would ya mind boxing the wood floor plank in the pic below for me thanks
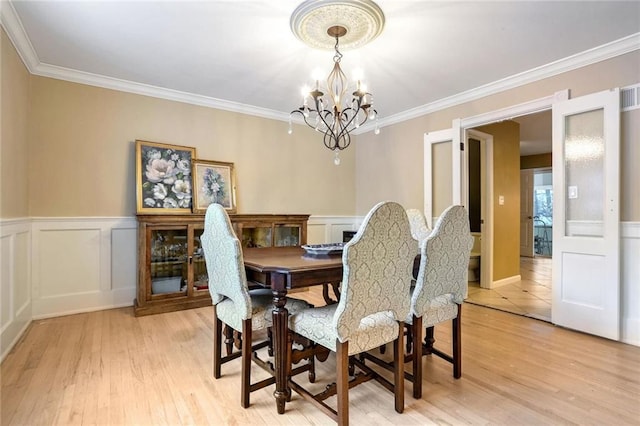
[2,290,639,425]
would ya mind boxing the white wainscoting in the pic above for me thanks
[621,222,640,346]
[307,215,359,244]
[1,218,32,361]
[1,217,638,362]
[29,217,138,320]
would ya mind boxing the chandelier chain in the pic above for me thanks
[333,36,343,64]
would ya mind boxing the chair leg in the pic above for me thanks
[213,308,222,379]
[394,322,405,413]
[267,327,274,356]
[412,316,423,399]
[224,324,234,356]
[424,326,435,355]
[336,340,349,426]
[241,319,252,408]
[453,305,462,379]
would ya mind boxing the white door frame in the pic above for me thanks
[425,91,569,287]
[520,168,535,257]
[455,91,568,288]
[466,129,494,288]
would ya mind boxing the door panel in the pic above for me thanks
[551,88,620,340]
[423,122,461,228]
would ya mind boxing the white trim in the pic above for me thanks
[307,215,360,244]
[378,34,639,129]
[0,219,32,362]
[30,217,138,318]
[461,90,569,129]
[2,2,637,126]
[623,222,640,239]
[466,129,494,290]
[30,216,137,227]
[0,1,39,71]
[35,63,291,123]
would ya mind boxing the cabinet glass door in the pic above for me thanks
[274,224,301,246]
[242,226,272,248]
[150,228,188,295]
[193,227,208,292]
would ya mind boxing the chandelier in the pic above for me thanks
[288,0,385,165]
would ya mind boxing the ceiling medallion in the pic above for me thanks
[290,0,385,50]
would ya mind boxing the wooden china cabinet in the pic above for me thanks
[134,213,309,316]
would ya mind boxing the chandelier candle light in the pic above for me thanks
[288,0,385,165]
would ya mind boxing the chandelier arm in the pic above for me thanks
[320,109,341,149]
[324,127,350,150]
[291,108,320,128]
[333,110,352,150]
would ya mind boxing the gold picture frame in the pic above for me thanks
[192,159,237,214]
[135,140,196,214]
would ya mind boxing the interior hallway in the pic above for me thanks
[465,257,552,322]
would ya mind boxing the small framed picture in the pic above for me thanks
[135,140,196,214]
[192,159,237,214]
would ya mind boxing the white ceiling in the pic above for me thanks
[3,1,640,155]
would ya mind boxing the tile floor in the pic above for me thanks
[465,256,552,322]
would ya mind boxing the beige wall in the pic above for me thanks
[1,29,30,218]
[355,51,640,222]
[476,121,521,281]
[521,153,552,170]
[26,77,356,217]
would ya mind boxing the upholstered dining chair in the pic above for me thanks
[407,205,473,398]
[201,203,312,408]
[406,208,431,243]
[287,201,419,425]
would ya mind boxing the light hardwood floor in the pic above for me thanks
[2,287,639,425]
[466,257,552,321]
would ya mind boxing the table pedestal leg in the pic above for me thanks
[272,288,289,414]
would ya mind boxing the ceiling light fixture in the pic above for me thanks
[288,0,385,165]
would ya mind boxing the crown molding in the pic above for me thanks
[374,32,640,130]
[2,3,638,128]
[33,62,290,122]
[0,1,39,70]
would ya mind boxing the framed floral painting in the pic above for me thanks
[136,140,196,214]
[192,159,236,214]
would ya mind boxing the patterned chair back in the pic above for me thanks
[411,205,473,317]
[334,201,419,342]
[406,209,431,242]
[201,203,252,320]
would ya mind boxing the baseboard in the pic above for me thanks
[622,317,640,347]
[489,274,522,289]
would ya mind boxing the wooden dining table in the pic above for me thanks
[242,246,344,414]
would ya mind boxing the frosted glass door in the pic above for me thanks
[564,109,604,237]
[552,89,620,340]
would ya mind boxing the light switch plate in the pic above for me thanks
[498,195,505,205]
[568,186,578,199]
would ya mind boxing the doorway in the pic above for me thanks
[533,168,553,257]
[465,114,553,321]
